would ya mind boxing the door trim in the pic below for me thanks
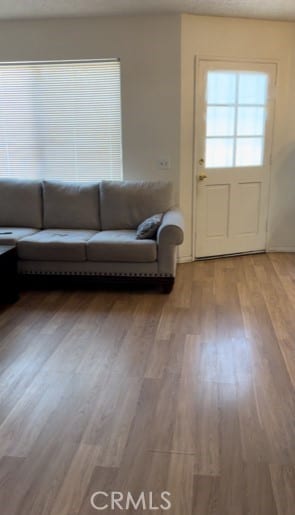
[192,55,278,259]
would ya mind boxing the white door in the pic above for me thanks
[195,60,276,258]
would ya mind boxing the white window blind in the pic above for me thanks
[0,59,123,182]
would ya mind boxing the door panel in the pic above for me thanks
[195,60,276,258]
[206,185,230,237]
[235,182,261,235]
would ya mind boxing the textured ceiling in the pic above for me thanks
[0,0,294,22]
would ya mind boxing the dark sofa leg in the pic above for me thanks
[161,278,174,294]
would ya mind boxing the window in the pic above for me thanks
[205,71,268,168]
[0,59,123,181]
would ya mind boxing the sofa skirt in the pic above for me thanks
[18,260,173,278]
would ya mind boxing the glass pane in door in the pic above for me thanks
[206,106,235,136]
[205,138,234,167]
[237,107,265,136]
[235,137,264,166]
[207,71,236,104]
[238,73,268,104]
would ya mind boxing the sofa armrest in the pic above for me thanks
[157,208,184,247]
[157,208,184,277]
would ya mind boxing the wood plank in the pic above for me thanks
[237,380,271,464]
[270,465,295,515]
[193,465,278,515]
[172,376,220,475]
[155,303,179,340]
[82,373,142,467]
[0,371,71,458]
[0,332,66,425]
[49,443,100,515]
[217,382,246,513]
[244,464,277,515]
[148,372,180,452]
[78,465,118,515]
[192,475,220,515]
[253,256,295,386]
[144,338,171,378]
[165,453,194,515]
[0,456,24,489]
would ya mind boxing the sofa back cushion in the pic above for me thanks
[0,179,42,228]
[43,181,100,230]
[100,181,173,230]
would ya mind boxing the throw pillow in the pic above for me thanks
[136,213,163,240]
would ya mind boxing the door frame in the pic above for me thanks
[192,55,278,259]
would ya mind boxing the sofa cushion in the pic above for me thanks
[87,230,157,263]
[0,179,42,228]
[0,227,39,245]
[18,229,96,262]
[43,181,100,230]
[100,181,173,230]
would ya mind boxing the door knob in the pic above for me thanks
[199,158,205,165]
[199,172,208,181]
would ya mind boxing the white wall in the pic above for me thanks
[180,14,295,259]
[0,15,181,195]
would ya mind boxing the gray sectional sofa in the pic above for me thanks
[0,179,184,292]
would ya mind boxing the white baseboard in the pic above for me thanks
[178,256,194,263]
[267,246,295,253]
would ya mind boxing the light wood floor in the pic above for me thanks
[0,253,294,515]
